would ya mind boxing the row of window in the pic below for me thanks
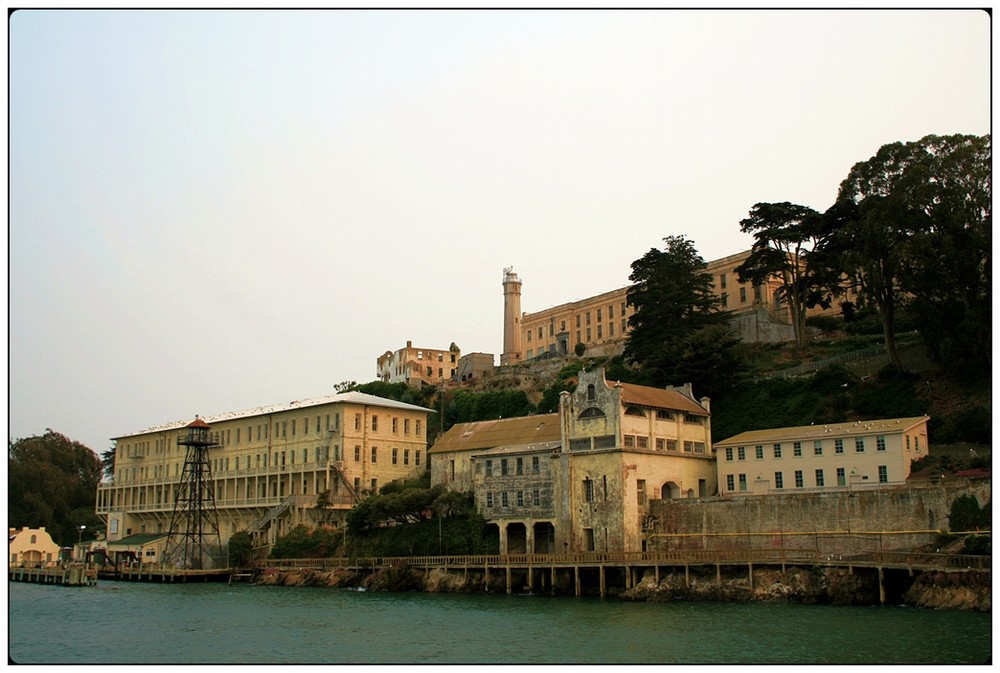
[623,435,707,453]
[484,489,543,509]
[483,456,541,476]
[724,436,888,462]
[115,444,423,483]
[360,446,422,467]
[725,465,889,491]
[121,411,426,458]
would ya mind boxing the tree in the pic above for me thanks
[735,202,826,350]
[827,134,990,372]
[624,235,730,385]
[228,531,255,567]
[893,134,991,381]
[8,430,103,545]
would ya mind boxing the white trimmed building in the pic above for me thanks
[714,416,930,496]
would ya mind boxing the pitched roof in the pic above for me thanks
[715,416,930,447]
[616,382,709,415]
[429,414,561,454]
[113,391,433,440]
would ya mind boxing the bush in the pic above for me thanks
[962,535,991,556]
[948,494,989,533]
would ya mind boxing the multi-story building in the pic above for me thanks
[455,352,496,383]
[511,250,856,361]
[430,368,717,554]
[96,391,433,551]
[377,341,460,386]
[713,416,930,496]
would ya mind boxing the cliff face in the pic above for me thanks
[253,564,990,611]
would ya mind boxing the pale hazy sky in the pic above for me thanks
[8,8,991,455]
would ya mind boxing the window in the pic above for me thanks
[415,450,421,466]
[738,474,747,491]
[855,438,865,453]
[793,442,802,457]
[404,419,410,435]
[684,441,694,453]
[485,460,492,476]
[725,447,734,461]
[516,457,523,475]
[501,459,508,475]
[719,273,727,289]
[665,439,678,452]
[533,488,540,505]
[392,448,398,465]
[636,436,649,449]
[392,418,398,434]
[637,479,647,506]
[737,446,745,461]
[486,492,494,508]
[370,478,378,493]
[773,443,782,459]
[415,421,422,436]
[404,449,410,465]
[516,491,524,507]
[726,474,735,491]
[625,406,646,417]
[835,439,844,454]
[291,420,296,436]
[878,465,888,483]
[532,456,540,474]
[570,438,592,451]
[624,435,635,448]
[740,287,747,303]
[371,447,377,463]
[794,470,804,488]
[774,472,784,489]
[814,440,823,456]
[584,478,594,502]
[815,469,825,487]
[655,410,673,420]
[501,492,509,508]
[755,445,764,460]
[876,435,886,452]
[355,414,361,431]
[371,415,378,432]
[836,467,846,486]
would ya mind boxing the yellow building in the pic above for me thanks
[513,250,854,361]
[9,527,62,567]
[96,391,433,552]
[714,416,930,496]
[430,368,717,553]
[377,341,460,386]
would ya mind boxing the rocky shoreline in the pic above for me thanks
[253,564,990,612]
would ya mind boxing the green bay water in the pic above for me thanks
[7,581,990,664]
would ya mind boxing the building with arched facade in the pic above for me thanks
[9,527,62,567]
[429,368,717,553]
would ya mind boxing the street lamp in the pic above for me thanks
[78,525,86,544]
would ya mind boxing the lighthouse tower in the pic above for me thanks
[500,267,523,366]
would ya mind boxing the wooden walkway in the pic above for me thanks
[9,564,98,586]
[261,548,990,600]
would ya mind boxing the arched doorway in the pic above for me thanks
[661,481,681,499]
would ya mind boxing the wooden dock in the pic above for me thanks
[97,566,233,583]
[9,564,97,586]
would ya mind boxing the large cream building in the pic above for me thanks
[513,250,853,361]
[713,416,930,496]
[96,392,433,551]
[430,368,717,553]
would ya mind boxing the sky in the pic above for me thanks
[8,8,991,456]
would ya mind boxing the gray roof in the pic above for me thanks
[113,391,434,440]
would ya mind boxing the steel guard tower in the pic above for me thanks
[164,417,224,569]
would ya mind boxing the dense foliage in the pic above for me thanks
[828,134,991,380]
[624,235,740,398]
[8,430,104,545]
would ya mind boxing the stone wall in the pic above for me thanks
[647,477,990,555]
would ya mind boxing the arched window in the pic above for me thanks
[578,407,606,419]
[624,406,647,417]
[30,535,37,544]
